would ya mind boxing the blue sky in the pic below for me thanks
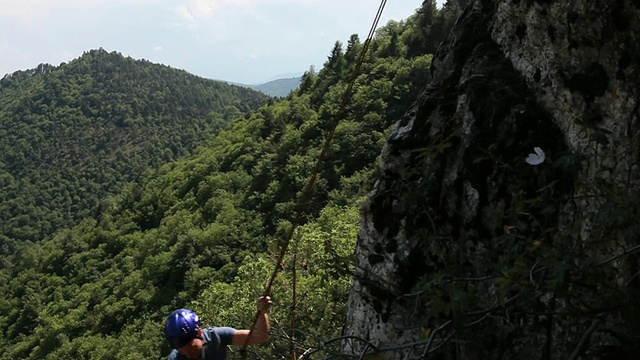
[0,0,441,85]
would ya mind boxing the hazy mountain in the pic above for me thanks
[225,76,302,97]
[247,76,302,97]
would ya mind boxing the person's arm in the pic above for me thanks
[231,295,272,345]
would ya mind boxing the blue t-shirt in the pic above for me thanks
[168,326,236,360]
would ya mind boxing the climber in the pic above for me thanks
[164,295,272,360]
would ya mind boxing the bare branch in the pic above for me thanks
[597,244,640,266]
[567,319,602,360]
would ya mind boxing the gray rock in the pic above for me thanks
[344,0,640,359]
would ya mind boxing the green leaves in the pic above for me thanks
[196,204,360,359]
[0,50,272,243]
[0,8,443,359]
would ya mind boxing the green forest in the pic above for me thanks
[0,1,468,359]
[0,49,272,243]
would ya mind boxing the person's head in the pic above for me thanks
[164,309,204,358]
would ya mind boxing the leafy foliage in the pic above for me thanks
[0,49,272,242]
[0,3,465,359]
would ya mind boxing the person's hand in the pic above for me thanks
[256,295,272,313]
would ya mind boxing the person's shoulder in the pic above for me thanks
[203,326,236,335]
[203,326,236,345]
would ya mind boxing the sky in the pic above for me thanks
[0,0,440,85]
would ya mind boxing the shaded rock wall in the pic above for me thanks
[344,0,640,359]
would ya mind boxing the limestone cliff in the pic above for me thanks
[344,0,640,359]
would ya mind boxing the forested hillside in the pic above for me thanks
[0,1,467,359]
[0,49,271,243]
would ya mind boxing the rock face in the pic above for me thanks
[344,0,640,359]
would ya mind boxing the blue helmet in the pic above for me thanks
[164,309,202,349]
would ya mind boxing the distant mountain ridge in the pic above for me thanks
[225,76,302,97]
[247,76,302,97]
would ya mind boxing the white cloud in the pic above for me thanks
[173,0,258,22]
[0,1,46,19]
[175,5,196,21]
[174,0,218,21]
[187,0,216,17]
[0,0,155,19]
[0,0,424,83]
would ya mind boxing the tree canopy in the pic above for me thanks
[0,48,272,242]
[0,3,466,359]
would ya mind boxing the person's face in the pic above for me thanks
[177,329,204,359]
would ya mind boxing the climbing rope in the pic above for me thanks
[242,0,389,358]
[289,229,301,360]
